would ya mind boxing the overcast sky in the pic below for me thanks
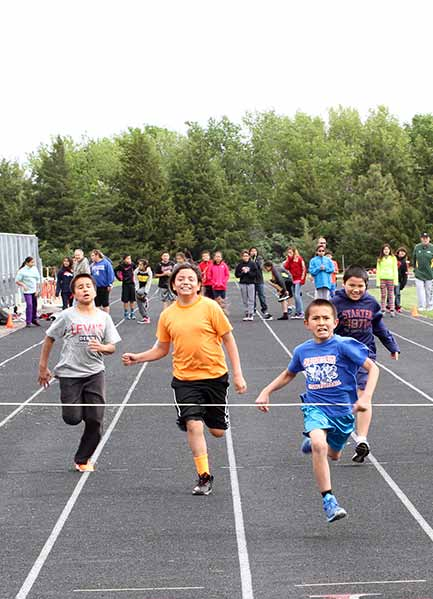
[2,0,432,162]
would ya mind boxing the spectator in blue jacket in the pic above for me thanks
[55,257,74,309]
[308,245,335,300]
[90,249,115,313]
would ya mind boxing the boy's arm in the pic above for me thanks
[255,369,296,413]
[38,336,55,388]
[87,339,117,355]
[122,340,170,365]
[372,308,400,357]
[353,358,379,413]
[222,331,247,393]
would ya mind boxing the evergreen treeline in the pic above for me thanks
[1,106,433,267]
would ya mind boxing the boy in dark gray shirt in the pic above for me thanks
[38,273,121,472]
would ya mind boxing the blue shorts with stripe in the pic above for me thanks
[301,404,355,452]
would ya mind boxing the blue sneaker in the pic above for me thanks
[322,493,347,523]
[301,437,312,454]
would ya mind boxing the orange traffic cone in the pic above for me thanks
[411,305,419,318]
[5,312,14,329]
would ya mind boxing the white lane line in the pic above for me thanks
[15,362,148,599]
[389,331,433,353]
[0,340,44,368]
[296,578,426,587]
[73,587,204,593]
[0,383,57,429]
[225,427,254,599]
[398,311,433,327]
[376,361,433,404]
[258,317,433,544]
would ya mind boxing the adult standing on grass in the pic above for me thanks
[15,256,42,327]
[90,249,115,313]
[412,233,433,311]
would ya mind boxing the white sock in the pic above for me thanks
[356,435,367,445]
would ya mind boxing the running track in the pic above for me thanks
[1,283,433,599]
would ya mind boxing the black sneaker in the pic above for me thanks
[352,441,370,463]
[262,313,273,320]
[278,294,290,302]
[192,473,214,495]
[277,313,288,320]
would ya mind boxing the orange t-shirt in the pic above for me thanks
[156,295,233,380]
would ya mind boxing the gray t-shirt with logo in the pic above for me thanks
[46,307,121,378]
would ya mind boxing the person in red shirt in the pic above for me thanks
[283,246,307,318]
[198,250,214,299]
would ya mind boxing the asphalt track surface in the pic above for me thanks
[1,284,433,599]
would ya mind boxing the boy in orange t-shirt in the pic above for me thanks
[122,263,247,496]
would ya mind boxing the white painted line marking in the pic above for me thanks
[15,362,148,599]
[390,331,433,353]
[309,594,381,598]
[296,578,426,587]
[259,317,433,544]
[398,311,433,327]
[225,427,254,599]
[0,340,44,368]
[73,587,204,593]
[376,361,433,404]
[0,383,57,429]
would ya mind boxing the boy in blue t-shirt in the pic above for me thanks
[256,299,379,523]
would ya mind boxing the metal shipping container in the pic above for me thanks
[0,233,42,308]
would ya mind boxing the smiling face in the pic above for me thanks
[172,267,201,300]
[72,276,96,305]
[304,304,338,342]
[343,276,367,301]
[383,245,391,256]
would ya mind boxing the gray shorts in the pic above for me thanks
[159,287,175,303]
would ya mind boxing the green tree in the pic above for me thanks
[0,160,32,233]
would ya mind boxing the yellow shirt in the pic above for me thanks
[157,295,232,380]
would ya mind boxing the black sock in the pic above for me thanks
[321,489,332,497]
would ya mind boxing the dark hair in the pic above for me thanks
[137,258,148,268]
[378,243,393,260]
[122,254,131,261]
[396,246,408,256]
[316,245,326,253]
[249,247,258,253]
[169,262,202,294]
[62,256,73,270]
[176,252,186,260]
[263,260,273,268]
[20,256,34,268]
[71,273,97,293]
[343,264,369,285]
[304,299,337,320]
[91,249,104,260]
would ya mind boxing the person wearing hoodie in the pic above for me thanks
[234,250,259,321]
[308,245,335,300]
[249,247,272,320]
[56,257,74,309]
[134,258,153,324]
[394,247,408,312]
[332,264,400,464]
[90,249,115,313]
[114,254,136,320]
[209,251,230,312]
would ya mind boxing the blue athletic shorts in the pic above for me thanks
[301,404,355,452]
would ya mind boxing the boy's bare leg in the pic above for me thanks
[356,388,372,438]
[309,429,342,493]
[186,419,208,456]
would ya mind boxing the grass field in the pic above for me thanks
[366,284,433,318]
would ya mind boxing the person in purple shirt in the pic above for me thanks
[332,264,400,463]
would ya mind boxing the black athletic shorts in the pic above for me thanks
[171,373,230,431]
[95,286,110,307]
[121,283,136,303]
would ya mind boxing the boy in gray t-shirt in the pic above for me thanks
[38,273,121,472]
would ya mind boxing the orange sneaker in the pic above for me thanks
[74,461,95,473]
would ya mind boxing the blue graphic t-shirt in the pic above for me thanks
[288,334,369,417]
